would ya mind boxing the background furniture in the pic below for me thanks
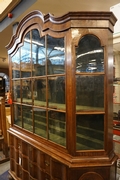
[0,98,9,163]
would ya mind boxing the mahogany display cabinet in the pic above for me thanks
[113,33,120,176]
[6,11,118,180]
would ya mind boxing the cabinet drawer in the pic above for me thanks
[22,156,29,171]
[44,154,50,174]
[10,159,15,172]
[22,169,29,180]
[29,162,39,179]
[39,152,50,173]
[22,141,29,156]
[51,159,66,180]
[10,146,15,159]
[29,145,38,162]
[15,163,22,179]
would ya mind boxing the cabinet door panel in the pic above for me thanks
[15,164,22,178]
[10,159,15,172]
[29,162,39,179]
[22,169,29,180]
[22,156,29,171]
[51,159,66,180]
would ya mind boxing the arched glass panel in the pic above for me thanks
[76,34,104,73]
[76,34,104,151]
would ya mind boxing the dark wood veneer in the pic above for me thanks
[7,10,117,180]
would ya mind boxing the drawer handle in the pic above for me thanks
[29,146,32,151]
[18,143,21,149]
[45,161,49,166]
[29,163,33,168]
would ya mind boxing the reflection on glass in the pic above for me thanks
[22,106,32,131]
[113,83,120,121]
[76,114,104,150]
[48,110,66,146]
[31,29,46,76]
[21,32,31,78]
[76,34,104,73]
[34,108,47,138]
[33,78,46,106]
[12,49,20,78]
[22,79,32,104]
[48,76,65,110]
[12,80,21,102]
[76,75,104,111]
[14,104,22,127]
[47,35,65,75]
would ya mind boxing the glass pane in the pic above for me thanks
[48,110,66,146]
[76,114,104,150]
[12,80,21,102]
[33,108,47,138]
[22,79,32,105]
[22,106,33,132]
[14,104,22,127]
[48,76,65,110]
[113,83,120,121]
[76,34,104,73]
[12,49,20,78]
[21,32,31,78]
[76,75,104,111]
[31,29,46,76]
[33,78,46,107]
[47,35,65,75]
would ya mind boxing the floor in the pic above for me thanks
[0,161,10,175]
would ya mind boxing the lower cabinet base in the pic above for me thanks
[8,162,117,180]
[67,164,117,180]
[9,132,118,180]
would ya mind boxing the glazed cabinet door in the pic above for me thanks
[74,34,104,151]
[11,29,66,148]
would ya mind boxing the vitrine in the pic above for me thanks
[113,32,120,175]
[6,11,118,180]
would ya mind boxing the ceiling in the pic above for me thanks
[0,0,120,68]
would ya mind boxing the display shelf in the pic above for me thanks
[6,11,117,180]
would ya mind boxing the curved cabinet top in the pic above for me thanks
[6,10,117,55]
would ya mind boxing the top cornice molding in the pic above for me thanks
[6,10,117,55]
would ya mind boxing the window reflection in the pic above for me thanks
[33,78,46,107]
[22,105,33,132]
[48,76,65,110]
[76,114,104,150]
[14,104,22,127]
[47,35,65,75]
[34,108,47,138]
[21,34,32,77]
[12,49,20,78]
[22,79,32,104]
[76,34,104,73]
[76,75,104,111]
[48,110,66,146]
[12,80,21,102]
[31,30,46,76]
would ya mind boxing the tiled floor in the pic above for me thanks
[0,161,10,175]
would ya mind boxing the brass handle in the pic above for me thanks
[45,161,49,166]
[29,163,33,168]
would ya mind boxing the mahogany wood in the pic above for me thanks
[6,11,118,180]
